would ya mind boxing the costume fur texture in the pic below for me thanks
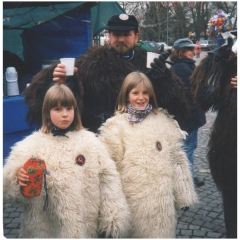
[24,46,190,132]
[98,109,198,238]
[191,49,237,238]
[3,129,131,238]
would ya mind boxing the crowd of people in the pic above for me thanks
[3,14,237,238]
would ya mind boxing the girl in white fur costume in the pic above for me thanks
[3,84,131,238]
[98,71,198,238]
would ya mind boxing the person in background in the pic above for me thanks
[3,84,130,238]
[24,14,191,135]
[169,38,206,187]
[195,41,201,58]
[190,39,237,238]
[189,35,196,44]
[98,71,198,238]
[103,39,109,46]
[217,33,224,47]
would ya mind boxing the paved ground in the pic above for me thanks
[176,110,226,238]
[3,51,227,238]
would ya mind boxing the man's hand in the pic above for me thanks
[231,76,237,89]
[160,49,172,61]
[147,50,173,79]
[150,52,173,72]
[53,64,78,84]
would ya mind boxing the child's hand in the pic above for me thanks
[17,167,29,186]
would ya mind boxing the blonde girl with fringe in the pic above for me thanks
[99,71,198,238]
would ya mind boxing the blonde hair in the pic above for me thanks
[116,71,158,114]
[41,84,83,133]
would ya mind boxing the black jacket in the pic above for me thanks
[170,58,206,132]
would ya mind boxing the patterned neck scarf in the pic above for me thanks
[127,103,152,123]
[51,124,74,138]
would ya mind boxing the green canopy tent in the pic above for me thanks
[3,2,125,59]
[3,1,125,91]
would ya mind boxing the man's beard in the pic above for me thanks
[115,44,130,54]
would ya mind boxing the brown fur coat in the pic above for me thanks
[190,45,237,238]
[24,46,190,132]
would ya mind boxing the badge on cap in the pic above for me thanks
[119,14,129,21]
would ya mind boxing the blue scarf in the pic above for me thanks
[118,50,135,60]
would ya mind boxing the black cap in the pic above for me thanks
[105,14,138,31]
[208,45,232,58]
[173,38,196,50]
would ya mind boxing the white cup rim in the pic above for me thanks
[60,58,75,60]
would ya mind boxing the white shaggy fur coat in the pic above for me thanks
[3,129,131,238]
[99,109,198,238]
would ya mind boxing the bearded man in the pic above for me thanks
[24,14,189,132]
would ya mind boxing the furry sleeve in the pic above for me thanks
[3,132,39,204]
[97,138,131,238]
[166,117,198,209]
[98,116,124,169]
[190,54,221,112]
[190,46,234,112]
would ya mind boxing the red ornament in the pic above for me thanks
[20,158,46,198]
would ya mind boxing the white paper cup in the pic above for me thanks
[60,58,75,76]
[146,52,160,68]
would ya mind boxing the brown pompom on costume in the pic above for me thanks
[190,42,237,238]
[24,46,190,133]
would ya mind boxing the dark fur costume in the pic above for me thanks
[190,46,237,238]
[24,46,190,132]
